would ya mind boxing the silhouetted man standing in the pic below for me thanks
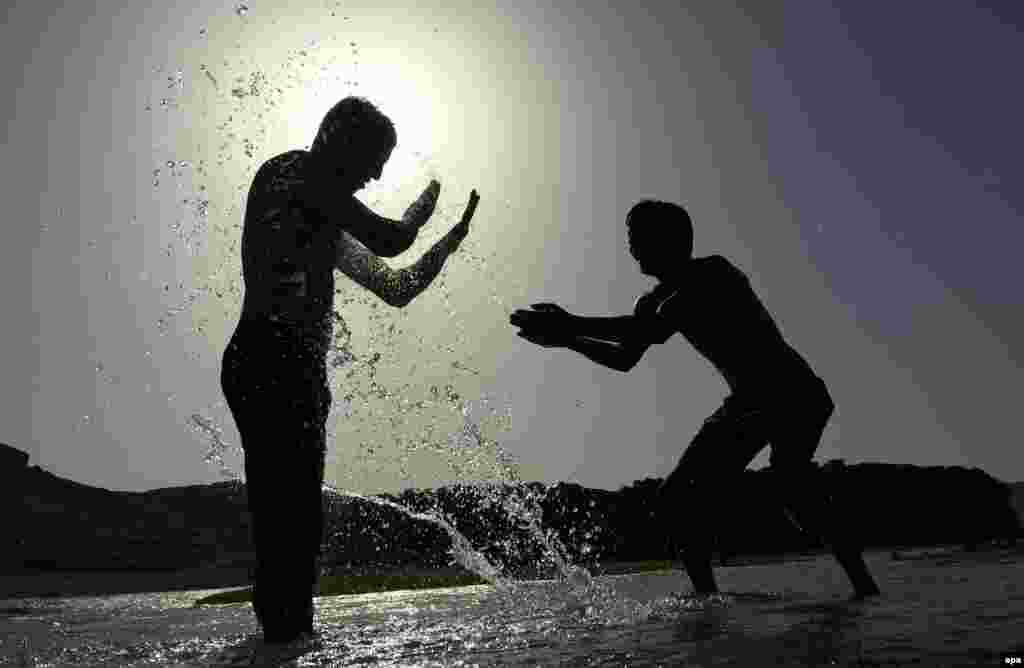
[511,200,880,600]
[221,97,479,642]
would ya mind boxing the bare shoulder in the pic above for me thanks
[701,253,734,270]
[697,254,747,282]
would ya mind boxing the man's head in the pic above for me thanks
[625,200,694,278]
[310,96,397,193]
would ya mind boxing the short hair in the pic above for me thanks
[310,96,396,157]
[626,200,694,260]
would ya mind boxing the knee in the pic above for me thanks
[769,461,820,491]
[815,380,835,417]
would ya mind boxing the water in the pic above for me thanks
[329,489,509,588]
[2,550,1021,666]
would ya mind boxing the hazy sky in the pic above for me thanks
[4,1,1021,493]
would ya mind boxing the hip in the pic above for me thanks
[718,373,832,420]
[222,321,329,390]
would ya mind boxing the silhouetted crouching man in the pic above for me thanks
[511,200,880,600]
[221,96,480,643]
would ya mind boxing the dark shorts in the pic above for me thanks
[661,374,834,497]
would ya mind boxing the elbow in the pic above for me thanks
[380,230,417,258]
[615,352,645,373]
[384,293,413,309]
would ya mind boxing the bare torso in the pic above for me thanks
[640,255,817,393]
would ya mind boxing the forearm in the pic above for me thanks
[563,337,636,372]
[566,315,638,343]
[345,207,416,257]
[384,230,460,307]
[400,185,439,230]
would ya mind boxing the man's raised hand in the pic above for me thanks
[403,179,442,228]
[451,189,479,246]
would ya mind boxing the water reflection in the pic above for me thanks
[3,553,1023,666]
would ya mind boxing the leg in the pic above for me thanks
[221,337,330,642]
[659,398,771,595]
[264,371,329,639]
[768,383,881,598]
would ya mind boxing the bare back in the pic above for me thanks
[238,151,338,356]
[644,255,817,393]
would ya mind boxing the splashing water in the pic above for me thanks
[326,487,509,588]
[188,412,238,480]
[139,13,599,625]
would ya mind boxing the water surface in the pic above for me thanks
[1,550,1021,666]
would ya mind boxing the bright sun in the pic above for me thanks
[278,51,447,193]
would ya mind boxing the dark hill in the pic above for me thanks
[3,442,1020,578]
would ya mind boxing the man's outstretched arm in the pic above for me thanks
[516,331,650,372]
[512,305,672,346]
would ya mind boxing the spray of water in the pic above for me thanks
[325,487,509,588]
[137,7,624,617]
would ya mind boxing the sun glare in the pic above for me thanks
[277,51,445,194]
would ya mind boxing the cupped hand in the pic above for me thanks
[516,328,569,349]
[510,302,572,331]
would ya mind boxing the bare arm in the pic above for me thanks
[564,315,646,344]
[335,190,479,308]
[517,331,651,372]
[302,180,439,258]
[512,309,671,347]
[398,179,441,230]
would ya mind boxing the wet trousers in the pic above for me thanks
[220,320,330,641]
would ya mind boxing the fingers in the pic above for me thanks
[510,306,568,331]
[509,311,533,328]
[459,191,480,227]
[516,330,546,344]
[510,310,546,327]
